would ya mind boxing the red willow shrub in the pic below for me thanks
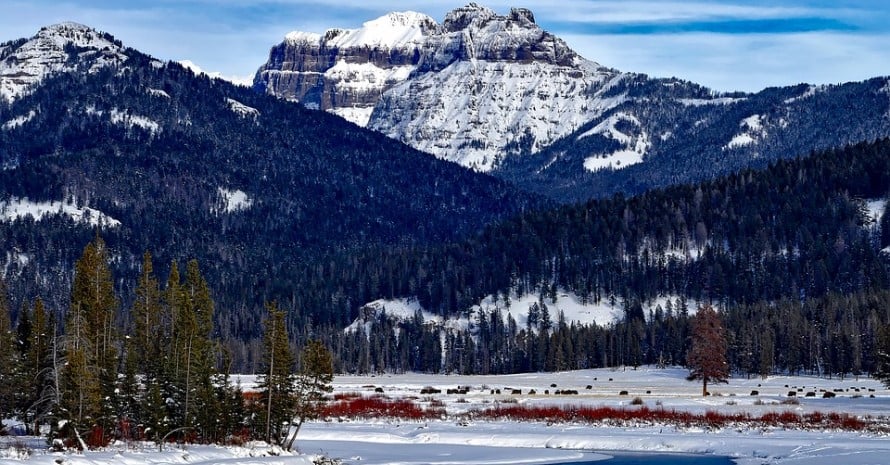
[473,404,868,431]
[322,394,444,420]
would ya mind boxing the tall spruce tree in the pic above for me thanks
[876,324,890,388]
[62,235,119,447]
[0,279,16,428]
[686,304,729,396]
[258,301,295,444]
[23,298,54,435]
[132,251,163,381]
[179,259,218,439]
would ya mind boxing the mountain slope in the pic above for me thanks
[0,24,543,334]
[500,79,890,202]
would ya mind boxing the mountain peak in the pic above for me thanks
[40,21,95,34]
[284,11,437,49]
[35,22,119,49]
[1,23,128,101]
[443,3,497,31]
[256,4,612,170]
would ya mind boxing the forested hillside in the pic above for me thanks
[309,139,890,376]
[0,42,543,352]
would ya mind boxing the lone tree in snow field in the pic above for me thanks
[686,304,729,396]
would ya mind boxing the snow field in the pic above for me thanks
[295,368,890,465]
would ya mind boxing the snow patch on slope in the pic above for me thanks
[84,106,160,133]
[861,198,886,225]
[110,109,160,134]
[580,113,650,172]
[678,97,745,106]
[2,110,36,130]
[331,107,376,127]
[226,98,259,118]
[784,85,824,104]
[348,291,698,337]
[0,197,120,227]
[725,114,766,150]
[216,188,252,213]
[147,87,170,98]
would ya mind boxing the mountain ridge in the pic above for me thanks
[256,4,890,202]
[254,3,622,171]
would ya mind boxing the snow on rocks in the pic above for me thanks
[0,197,121,227]
[258,5,623,172]
[0,22,128,102]
[1,109,37,130]
[215,187,253,214]
[227,98,260,119]
[725,114,767,150]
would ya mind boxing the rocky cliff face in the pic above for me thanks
[254,11,437,126]
[254,3,623,170]
[256,3,890,197]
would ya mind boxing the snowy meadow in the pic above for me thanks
[4,367,887,465]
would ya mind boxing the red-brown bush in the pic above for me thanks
[472,404,868,431]
[322,395,443,420]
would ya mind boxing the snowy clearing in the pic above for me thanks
[0,197,120,227]
[3,368,889,465]
[227,98,260,119]
[215,188,252,213]
[293,367,890,465]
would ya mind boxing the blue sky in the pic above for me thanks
[3,0,890,92]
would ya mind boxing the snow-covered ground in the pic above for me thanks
[3,368,888,465]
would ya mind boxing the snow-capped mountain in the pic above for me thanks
[254,11,438,127]
[0,22,133,101]
[255,3,623,171]
[258,4,890,201]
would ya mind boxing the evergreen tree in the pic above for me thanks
[61,235,119,446]
[284,340,333,451]
[132,251,163,381]
[258,301,295,444]
[876,324,890,388]
[22,297,53,435]
[686,304,729,396]
[0,279,16,428]
[179,259,218,440]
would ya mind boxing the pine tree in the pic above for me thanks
[258,301,295,444]
[22,297,53,435]
[876,324,890,388]
[120,252,164,434]
[179,259,218,440]
[0,279,17,428]
[161,259,183,431]
[64,234,119,445]
[132,251,163,381]
[686,304,729,396]
[284,340,333,451]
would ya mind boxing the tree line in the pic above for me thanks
[0,235,333,449]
